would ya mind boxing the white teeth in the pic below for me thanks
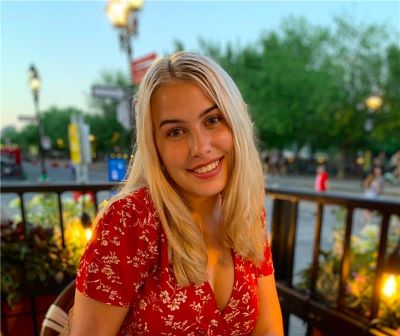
[193,160,219,174]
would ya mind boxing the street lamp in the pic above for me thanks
[105,0,143,149]
[105,0,143,84]
[363,94,383,172]
[28,64,48,182]
[364,94,383,132]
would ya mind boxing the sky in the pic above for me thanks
[1,0,399,131]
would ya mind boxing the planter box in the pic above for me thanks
[1,279,73,336]
[1,294,57,336]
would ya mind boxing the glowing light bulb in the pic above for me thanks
[85,228,93,241]
[382,274,397,299]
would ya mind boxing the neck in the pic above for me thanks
[188,194,223,247]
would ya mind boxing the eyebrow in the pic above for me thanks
[158,104,218,129]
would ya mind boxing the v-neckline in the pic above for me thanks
[205,249,236,314]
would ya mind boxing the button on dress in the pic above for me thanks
[76,187,274,335]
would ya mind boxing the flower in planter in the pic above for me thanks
[1,220,76,306]
[297,207,400,329]
[2,192,97,307]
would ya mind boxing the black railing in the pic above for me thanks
[1,183,399,335]
[1,183,117,336]
[268,186,400,336]
[1,183,117,247]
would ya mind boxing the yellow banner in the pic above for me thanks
[68,123,81,164]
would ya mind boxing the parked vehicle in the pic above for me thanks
[1,145,25,179]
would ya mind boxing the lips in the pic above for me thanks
[187,157,223,173]
[193,160,219,174]
[186,157,224,180]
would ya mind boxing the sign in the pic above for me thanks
[41,136,51,150]
[117,99,132,130]
[80,123,92,164]
[18,115,37,122]
[131,52,157,85]
[68,123,81,164]
[91,85,127,100]
[108,158,127,182]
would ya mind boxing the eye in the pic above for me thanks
[167,128,184,138]
[205,115,223,126]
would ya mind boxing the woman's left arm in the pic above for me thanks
[252,274,284,336]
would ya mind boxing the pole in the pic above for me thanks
[122,29,136,150]
[33,91,48,181]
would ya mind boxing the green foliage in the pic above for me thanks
[4,17,399,160]
[200,16,400,156]
[297,207,400,329]
[0,126,19,144]
[85,112,132,154]
[42,107,83,152]
[86,69,133,153]
[2,193,96,306]
[1,222,76,306]
[88,69,132,116]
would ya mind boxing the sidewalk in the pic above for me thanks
[265,174,400,199]
[88,161,399,199]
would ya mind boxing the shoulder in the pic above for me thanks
[77,188,161,307]
[94,186,160,241]
[106,186,155,216]
[102,186,157,223]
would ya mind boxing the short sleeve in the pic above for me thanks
[76,189,160,307]
[256,207,274,277]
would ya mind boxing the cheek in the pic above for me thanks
[216,129,234,172]
[215,128,234,153]
[156,138,188,170]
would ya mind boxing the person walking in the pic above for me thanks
[363,166,384,199]
[314,164,329,192]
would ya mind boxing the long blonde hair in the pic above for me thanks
[103,51,266,286]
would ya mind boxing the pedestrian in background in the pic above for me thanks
[70,52,283,336]
[314,164,329,192]
[363,166,384,199]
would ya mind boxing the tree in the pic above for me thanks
[0,126,19,144]
[85,112,130,155]
[88,70,131,116]
[372,43,400,153]
[41,107,83,152]
[87,70,133,152]
[199,16,399,174]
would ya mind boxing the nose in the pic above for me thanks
[189,129,211,158]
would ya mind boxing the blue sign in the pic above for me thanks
[107,158,127,182]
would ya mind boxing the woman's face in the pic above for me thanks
[152,81,234,205]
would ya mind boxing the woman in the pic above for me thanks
[70,52,283,335]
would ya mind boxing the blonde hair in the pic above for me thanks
[102,51,266,286]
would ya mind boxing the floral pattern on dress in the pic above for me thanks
[76,187,274,335]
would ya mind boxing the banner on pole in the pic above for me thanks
[68,123,81,164]
[131,52,157,85]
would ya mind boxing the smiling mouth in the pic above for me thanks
[188,158,223,174]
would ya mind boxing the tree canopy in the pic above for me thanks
[199,17,400,155]
[2,16,399,162]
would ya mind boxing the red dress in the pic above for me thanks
[76,187,274,335]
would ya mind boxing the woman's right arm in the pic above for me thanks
[70,190,159,335]
[69,290,129,336]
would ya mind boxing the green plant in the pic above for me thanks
[1,193,96,306]
[1,221,76,306]
[297,207,400,329]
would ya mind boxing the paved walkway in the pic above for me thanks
[266,174,399,199]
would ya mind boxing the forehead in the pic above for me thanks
[151,81,214,119]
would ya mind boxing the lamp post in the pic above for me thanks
[363,94,383,172]
[105,0,143,84]
[28,64,48,182]
[105,0,143,149]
